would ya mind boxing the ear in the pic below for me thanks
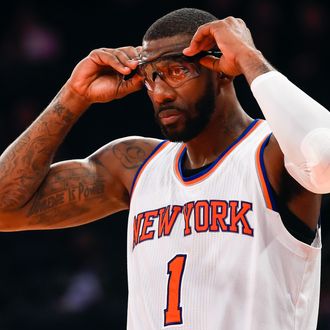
[218,72,234,82]
[216,72,234,93]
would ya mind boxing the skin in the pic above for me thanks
[0,17,321,232]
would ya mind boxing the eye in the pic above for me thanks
[167,65,190,80]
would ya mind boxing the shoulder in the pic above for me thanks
[110,136,164,169]
[87,136,164,192]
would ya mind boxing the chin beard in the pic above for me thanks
[157,81,216,142]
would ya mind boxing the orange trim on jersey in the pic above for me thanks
[174,120,263,186]
[255,134,276,210]
[130,141,170,198]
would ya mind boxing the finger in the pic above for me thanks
[89,49,132,75]
[101,48,138,70]
[135,46,143,57]
[126,46,143,60]
[183,24,217,55]
[184,40,217,58]
[117,46,141,63]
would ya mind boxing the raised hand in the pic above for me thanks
[183,17,270,81]
[66,46,144,104]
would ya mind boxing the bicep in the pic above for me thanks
[0,158,129,231]
[263,135,321,230]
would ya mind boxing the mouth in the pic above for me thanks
[158,108,183,125]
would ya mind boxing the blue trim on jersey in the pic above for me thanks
[129,140,168,197]
[258,133,278,211]
[178,119,260,182]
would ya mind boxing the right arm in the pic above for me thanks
[0,137,161,231]
[0,46,147,230]
[0,86,88,211]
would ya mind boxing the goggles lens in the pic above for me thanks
[137,50,221,91]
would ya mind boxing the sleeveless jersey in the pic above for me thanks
[127,119,321,330]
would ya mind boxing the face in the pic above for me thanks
[141,35,217,142]
[156,78,216,142]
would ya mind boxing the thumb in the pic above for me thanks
[129,74,145,92]
[200,55,240,77]
[199,55,222,72]
[116,74,144,99]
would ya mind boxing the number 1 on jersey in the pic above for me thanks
[164,254,187,326]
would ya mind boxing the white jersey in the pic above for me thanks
[127,119,321,330]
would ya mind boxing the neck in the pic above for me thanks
[183,98,253,170]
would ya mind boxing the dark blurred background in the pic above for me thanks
[0,0,329,329]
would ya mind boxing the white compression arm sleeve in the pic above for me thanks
[251,71,330,194]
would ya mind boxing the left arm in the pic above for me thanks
[250,71,330,194]
[184,17,330,195]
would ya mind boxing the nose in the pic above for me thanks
[149,76,177,104]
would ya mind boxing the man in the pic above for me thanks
[0,7,329,330]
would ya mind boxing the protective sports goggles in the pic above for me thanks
[135,50,222,91]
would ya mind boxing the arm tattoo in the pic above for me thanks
[27,166,106,224]
[112,140,153,169]
[0,88,79,209]
[53,91,75,124]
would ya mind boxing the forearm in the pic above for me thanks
[237,49,274,85]
[0,85,90,210]
[251,71,330,193]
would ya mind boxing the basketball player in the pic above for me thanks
[0,8,329,330]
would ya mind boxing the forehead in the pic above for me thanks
[141,35,192,61]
